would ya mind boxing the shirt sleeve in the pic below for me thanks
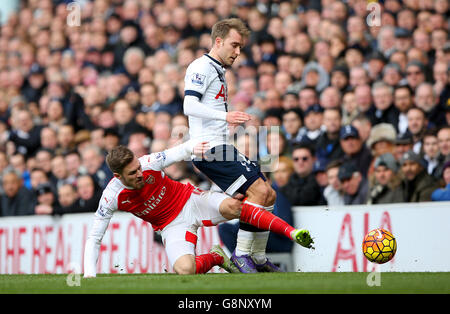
[83,190,116,277]
[183,95,228,120]
[140,139,197,172]
[184,61,210,99]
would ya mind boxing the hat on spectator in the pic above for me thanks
[399,150,425,167]
[366,123,397,149]
[304,104,324,116]
[313,158,327,174]
[395,132,413,145]
[338,162,358,181]
[395,27,412,38]
[374,153,399,172]
[29,63,44,76]
[340,125,359,140]
[36,183,53,196]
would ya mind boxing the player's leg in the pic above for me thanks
[242,178,277,265]
[161,211,225,275]
[192,145,281,272]
[216,195,314,259]
[232,177,281,272]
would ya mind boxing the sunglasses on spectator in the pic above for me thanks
[407,71,422,76]
[293,156,310,162]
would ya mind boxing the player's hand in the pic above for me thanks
[192,141,210,158]
[233,193,245,200]
[226,111,251,125]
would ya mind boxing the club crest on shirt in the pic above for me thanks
[145,175,155,184]
[191,73,205,86]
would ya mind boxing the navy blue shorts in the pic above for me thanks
[192,145,266,195]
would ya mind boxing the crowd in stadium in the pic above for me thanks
[0,0,449,219]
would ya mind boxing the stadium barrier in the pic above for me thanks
[0,201,449,274]
[292,201,450,272]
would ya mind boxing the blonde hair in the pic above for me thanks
[211,18,250,42]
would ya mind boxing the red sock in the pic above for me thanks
[195,252,223,274]
[240,202,295,239]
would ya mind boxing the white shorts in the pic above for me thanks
[160,190,229,267]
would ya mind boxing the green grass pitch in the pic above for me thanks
[0,272,449,294]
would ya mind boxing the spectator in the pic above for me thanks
[0,168,34,216]
[74,174,102,213]
[366,123,397,159]
[421,129,446,180]
[6,109,42,158]
[297,104,325,145]
[405,61,426,91]
[339,125,373,178]
[394,132,414,161]
[315,107,344,164]
[367,81,399,127]
[414,82,447,128]
[112,99,147,145]
[338,161,369,205]
[393,85,414,135]
[298,87,319,113]
[280,143,323,206]
[80,145,113,189]
[399,150,440,202]
[34,182,60,215]
[40,126,58,152]
[406,107,428,154]
[431,161,450,201]
[341,90,358,125]
[367,153,404,204]
[437,126,450,159]
[351,113,373,143]
[56,183,80,214]
[323,160,345,206]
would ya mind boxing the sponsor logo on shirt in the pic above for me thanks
[135,186,167,216]
[191,73,206,86]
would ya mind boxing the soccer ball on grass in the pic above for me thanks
[362,228,397,264]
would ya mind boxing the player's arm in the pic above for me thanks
[183,95,251,124]
[141,140,209,171]
[83,196,116,278]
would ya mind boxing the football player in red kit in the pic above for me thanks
[84,140,313,277]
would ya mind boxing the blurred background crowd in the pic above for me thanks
[0,0,449,235]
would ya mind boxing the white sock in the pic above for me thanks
[251,205,274,264]
[235,229,254,256]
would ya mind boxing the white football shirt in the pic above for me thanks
[184,54,230,148]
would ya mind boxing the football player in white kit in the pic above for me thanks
[83,141,314,277]
[183,18,313,273]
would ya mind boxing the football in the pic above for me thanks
[362,228,397,264]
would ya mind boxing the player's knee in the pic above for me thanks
[220,198,241,220]
[266,187,277,206]
[257,184,276,206]
[174,261,196,275]
[173,255,196,275]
